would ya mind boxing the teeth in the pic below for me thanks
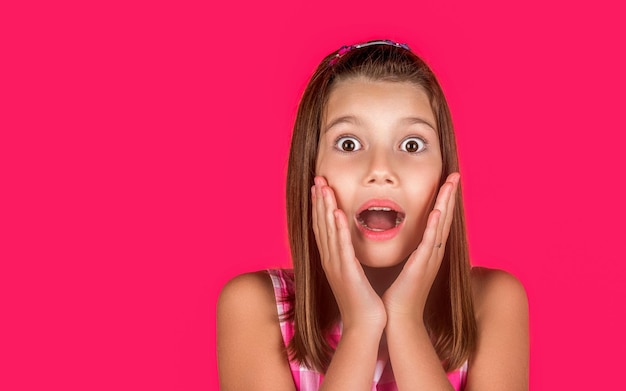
[357,207,406,231]
[359,222,397,231]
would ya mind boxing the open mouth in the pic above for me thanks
[357,206,406,232]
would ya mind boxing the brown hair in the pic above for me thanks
[285,42,476,372]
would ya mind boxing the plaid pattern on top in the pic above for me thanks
[268,269,467,391]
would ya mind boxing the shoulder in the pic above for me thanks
[217,271,296,390]
[466,267,529,390]
[217,271,277,325]
[219,271,274,299]
[470,267,528,323]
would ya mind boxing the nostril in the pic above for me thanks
[364,165,398,185]
[366,175,397,185]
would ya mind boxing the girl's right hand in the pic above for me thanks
[312,176,387,334]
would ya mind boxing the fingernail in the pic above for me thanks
[334,210,343,226]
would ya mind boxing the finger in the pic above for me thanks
[434,173,459,246]
[311,185,318,238]
[334,209,358,269]
[322,183,339,265]
[432,181,454,253]
[407,208,441,266]
[314,177,330,263]
[441,173,460,242]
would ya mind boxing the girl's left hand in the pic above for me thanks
[382,173,460,322]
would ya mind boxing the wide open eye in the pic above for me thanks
[400,137,426,153]
[335,136,362,152]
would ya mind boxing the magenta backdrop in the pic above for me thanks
[2,0,625,390]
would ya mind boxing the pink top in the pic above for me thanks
[268,269,468,391]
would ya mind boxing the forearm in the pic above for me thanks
[386,316,454,391]
[319,326,383,391]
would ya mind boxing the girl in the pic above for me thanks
[217,40,528,390]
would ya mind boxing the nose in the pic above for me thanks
[363,149,398,186]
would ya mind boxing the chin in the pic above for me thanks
[355,245,414,269]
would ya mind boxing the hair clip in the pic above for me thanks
[328,40,411,66]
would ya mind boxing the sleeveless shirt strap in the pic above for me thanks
[266,269,294,348]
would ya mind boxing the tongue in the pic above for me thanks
[360,210,397,231]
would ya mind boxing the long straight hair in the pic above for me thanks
[286,43,476,372]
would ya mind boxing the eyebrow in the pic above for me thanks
[404,117,437,132]
[323,115,437,133]
[323,115,359,133]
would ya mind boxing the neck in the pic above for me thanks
[362,261,406,296]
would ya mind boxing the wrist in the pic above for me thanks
[385,311,427,332]
[382,296,426,324]
[341,319,386,340]
[385,317,435,354]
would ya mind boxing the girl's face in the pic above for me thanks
[316,78,443,268]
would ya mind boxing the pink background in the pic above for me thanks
[2,0,625,389]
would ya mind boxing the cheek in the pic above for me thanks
[325,174,353,211]
[403,169,441,213]
[316,152,353,188]
[314,147,336,178]
[315,155,349,209]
